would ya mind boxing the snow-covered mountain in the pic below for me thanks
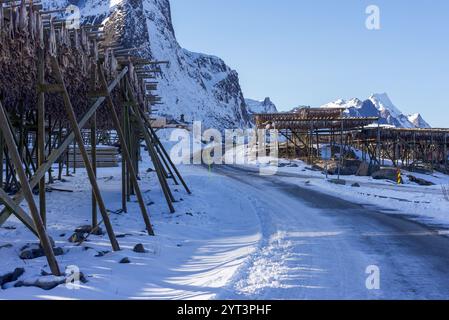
[43,0,250,129]
[407,113,431,129]
[319,93,431,128]
[245,97,278,114]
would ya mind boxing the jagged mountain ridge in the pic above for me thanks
[43,0,250,129]
[245,97,278,114]
[318,93,431,128]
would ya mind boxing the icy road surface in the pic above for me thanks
[212,165,449,300]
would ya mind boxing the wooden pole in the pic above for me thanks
[50,56,120,251]
[0,130,3,189]
[444,133,448,170]
[91,114,98,228]
[98,66,155,235]
[130,103,175,212]
[57,121,63,180]
[72,140,76,174]
[140,110,191,195]
[125,81,177,211]
[37,48,46,226]
[124,104,131,201]
[47,114,54,184]
[0,102,61,276]
[121,100,128,213]
[155,142,178,185]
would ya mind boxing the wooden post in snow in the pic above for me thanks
[0,102,61,276]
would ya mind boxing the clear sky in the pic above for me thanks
[170,0,449,127]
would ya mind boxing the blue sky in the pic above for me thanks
[170,0,449,127]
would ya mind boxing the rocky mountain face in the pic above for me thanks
[319,93,431,128]
[44,0,250,129]
[245,98,278,114]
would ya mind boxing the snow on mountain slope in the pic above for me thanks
[318,93,431,128]
[320,98,363,110]
[408,113,431,129]
[43,0,250,129]
[245,98,278,114]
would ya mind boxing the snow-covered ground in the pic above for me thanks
[272,160,449,228]
[0,151,261,300]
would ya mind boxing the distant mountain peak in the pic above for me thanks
[408,113,431,129]
[315,93,431,129]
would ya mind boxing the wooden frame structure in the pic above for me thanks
[255,109,379,164]
[255,108,449,173]
[0,0,190,275]
[356,127,449,172]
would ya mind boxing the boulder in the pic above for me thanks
[356,162,369,176]
[119,257,131,264]
[325,160,361,176]
[329,179,346,185]
[0,268,25,287]
[371,168,398,182]
[20,247,64,260]
[68,232,86,244]
[133,244,146,253]
[351,183,361,188]
[75,225,104,236]
[95,250,110,257]
[15,276,66,291]
[407,175,435,186]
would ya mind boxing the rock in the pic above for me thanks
[75,225,91,233]
[407,175,435,186]
[351,183,361,188]
[95,250,110,257]
[279,162,298,168]
[75,225,104,236]
[15,275,66,291]
[20,247,64,260]
[133,244,146,253]
[329,179,346,185]
[0,268,25,287]
[115,233,129,239]
[371,168,398,182]
[0,244,13,250]
[119,257,131,264]
[356,162,370,176]
[310,165,323,172]
[68,232,86,244]
[368,165,381,175]
[324,160,360,176]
